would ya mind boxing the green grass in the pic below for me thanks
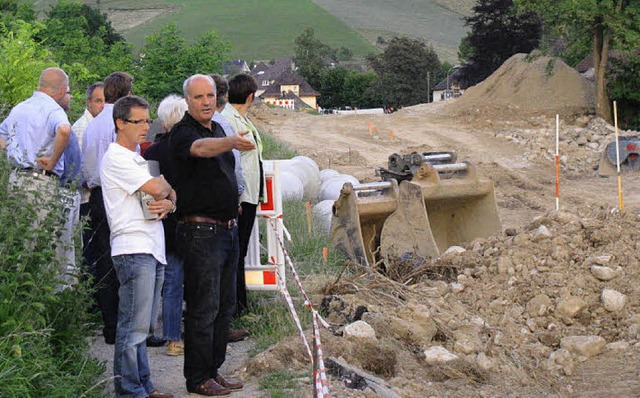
[258,371,309,397]
[261,129,298,160]
[59,0,376,60]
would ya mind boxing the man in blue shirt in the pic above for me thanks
[0,67,71,176]
[0,67,74,284]
[81,71,133,345]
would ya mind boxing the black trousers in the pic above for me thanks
[87,187,119,342]
[177,222,238,392]
[237,202,258,316]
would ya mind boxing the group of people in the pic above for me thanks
[0,67,266,397]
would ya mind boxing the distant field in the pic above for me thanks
[34,0,376,61]
[311,0,472,62]
[32,0,472,62]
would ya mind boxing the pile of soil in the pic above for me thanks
[446,53,595,123]
[245,208,640,397]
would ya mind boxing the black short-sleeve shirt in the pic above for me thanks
[169,112,238,221]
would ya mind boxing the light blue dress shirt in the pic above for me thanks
[82,103,115,188]
[213,112,245,196]
[0,91,70,176]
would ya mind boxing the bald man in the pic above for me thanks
[0,67,72,172]
[0,67,74,284]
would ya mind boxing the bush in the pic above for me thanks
[0,153,104,396]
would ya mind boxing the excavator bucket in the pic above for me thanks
[331,162,501,266]
[598,137,640,177]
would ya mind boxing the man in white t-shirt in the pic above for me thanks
[100,95,176,398]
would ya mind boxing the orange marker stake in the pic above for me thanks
[305,201,312,234]
[390,130,395,142]
[613,101,624,210]
[322,247,328,265]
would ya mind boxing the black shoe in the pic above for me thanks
[146,336,167,347]
[104,336,115,345]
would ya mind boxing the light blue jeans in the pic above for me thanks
[113,254,164,398]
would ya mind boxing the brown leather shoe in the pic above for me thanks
[227,328,249,342]
[148,388,173,398]
[214,374,243,391]
[189,378,230,396]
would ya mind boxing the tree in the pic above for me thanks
[0,21,55,107]
[294,28,335,90]
[460,0,542,86]
[515,0,640,123]
[137,24,231,103]
[46,0,123,45]
[367,37,441,108]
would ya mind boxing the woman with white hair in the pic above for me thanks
[143,94,188,356]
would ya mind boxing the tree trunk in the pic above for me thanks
[593,25,613,123]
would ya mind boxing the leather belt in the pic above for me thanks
[17,167,59,179]
[180,215,237,228]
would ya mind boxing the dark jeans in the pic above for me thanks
[177,222,238,392]
[237,202,257,316]
[87,187,119,342]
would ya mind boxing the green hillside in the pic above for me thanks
[34,0,376,61]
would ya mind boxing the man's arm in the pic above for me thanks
[147,189,176,220]
[37,123,71,171]
[190,131,255,158]
[140,175,172,201]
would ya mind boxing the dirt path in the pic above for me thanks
[91,335,264,397]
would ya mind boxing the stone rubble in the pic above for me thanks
[494,116,640,174]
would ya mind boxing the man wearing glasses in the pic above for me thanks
[82,71,134,345]
[101,95,175,398]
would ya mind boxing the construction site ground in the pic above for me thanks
[92,55,640,397]
[249,102,640,397]
[242,55,640,397]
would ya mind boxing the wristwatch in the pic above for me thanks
[169,198,177,214]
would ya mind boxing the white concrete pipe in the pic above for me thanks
[319,168,339,183]
[319,174,360,201]
[280,156,321,201]
[312,199,334,235]
[279,171,304,200]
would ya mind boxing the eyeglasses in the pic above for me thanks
[124,118,153,125]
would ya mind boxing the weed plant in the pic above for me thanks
[0,154,104,396]
[261,130,297,161]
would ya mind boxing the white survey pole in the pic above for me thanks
[555,114,560,211]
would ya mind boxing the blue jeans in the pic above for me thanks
[112,254,164,398]
[162,251,184,341]
[177,222,238,392]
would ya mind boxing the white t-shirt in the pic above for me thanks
[100,142,166,264]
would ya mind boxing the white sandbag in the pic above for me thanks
[280,171,304,201]
[312,199,334,235]
[319,174,359,201]
[320,168,339,182]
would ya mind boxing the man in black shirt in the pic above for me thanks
[170,74,254,397]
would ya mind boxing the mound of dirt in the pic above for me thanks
[247,208,640,397]
[447,53,595,120]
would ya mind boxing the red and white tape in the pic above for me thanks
[265,216,331,397]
